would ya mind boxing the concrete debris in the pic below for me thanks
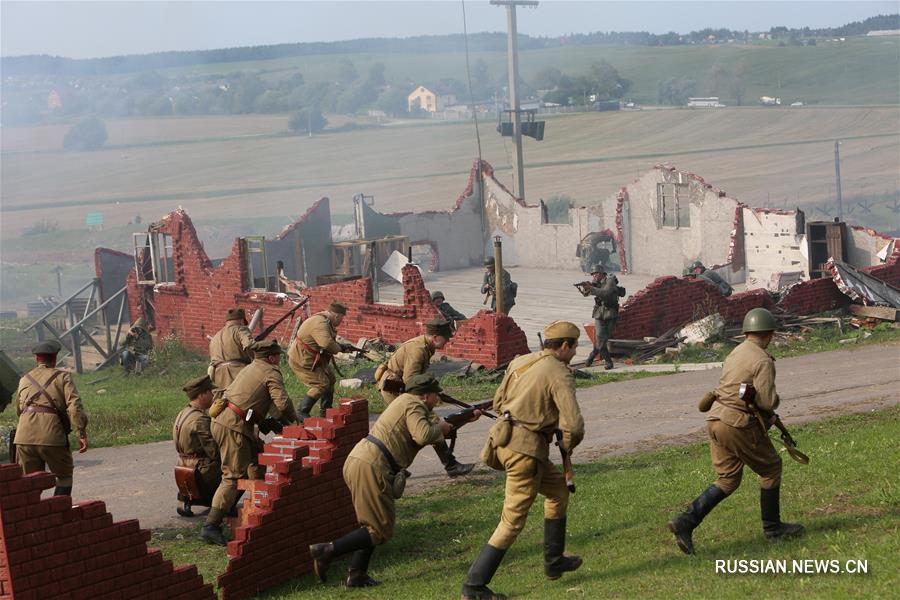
[339,378,363,389]
[679,314,725,344]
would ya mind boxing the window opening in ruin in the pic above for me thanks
[657,183,691,228]
[132,231,175,285]
[243,236,269,291]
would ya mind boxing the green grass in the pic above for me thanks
[659,321,900,365]
[152,406,900,598]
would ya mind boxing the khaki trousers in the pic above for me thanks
[210,422,263,513]
[707,419,782,495]
[293,365,335,399]
[488,445,569,549]
[17,444,74,487]
[344,455,394,545]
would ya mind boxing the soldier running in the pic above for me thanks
[289,301,353,420]
[668,308,803,554]
[13,340,89,496]
[208,308,254,405]
[201,340,298,545]
[375,318,474,477]
[173,375,221,516]
[309,374,481,588]
[461,321,585,600]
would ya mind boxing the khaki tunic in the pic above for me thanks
[209,359,297,511]
[14,364,88,486]
[288,313,342,398]
[706,339,781,494]
[487,350,585,549]
[377,335,434,405]
[173,405,221,497]
[208,323,254,397]
[343,393,444,544]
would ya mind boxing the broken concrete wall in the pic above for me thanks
[621,167,738,276]
[743,208,808,291]
[847,226,895,268]
[94,247,133,322]
[264,198,332,286]
[482,162,618,269]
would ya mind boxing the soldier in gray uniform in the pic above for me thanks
[576,264,622,369]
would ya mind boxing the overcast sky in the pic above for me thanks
[2,1,895,59]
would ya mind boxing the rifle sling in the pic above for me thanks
[365,434,402,475]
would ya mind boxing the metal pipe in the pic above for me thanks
[493,235,505,315]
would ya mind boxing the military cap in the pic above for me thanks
[226,307,246,322]
[483,256,495,266]
[182,375,214,398]
[543,320,581,341]
[32,339,62,355]
[431,291,445,302]
[425,318,453,338]
[328,301,348,315]
[405,373,443,395]
[590,263,606,274]
[252,339,283,357]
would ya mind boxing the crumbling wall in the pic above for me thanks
[743,207,808,290]
[847,226,895,268]
[622,167,738,276]
[94,247,133,323]
[217,398,367,600]
[482,162,618,269]
[0,465,214,600]
[265,197,332,286]
[443,310,530,368]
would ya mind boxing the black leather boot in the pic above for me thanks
[668,484,727,554]
[761,487,804,540]
[346,546,380,587]
[310,527,373,583]
[53,485,72,497]
[584,349,599,367]
[297,395,317,421]
[200,508,228,546]
[319,391,334,414]
[599,346,614,370]
[434,442,475,477]
[461,544,508,600]
[544,518,583,580]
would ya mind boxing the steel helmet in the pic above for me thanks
[483,256,495,266]
[742,308,777,333]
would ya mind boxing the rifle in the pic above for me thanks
[254,296,309,342]
[482,286,493,305]
[7,428,15,464]
[739,383,809,465]
[439,394,496,454]
[554,429,576,493]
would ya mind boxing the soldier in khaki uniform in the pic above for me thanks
[289,301,352,420]
[13,340,89,496]
[375,318,474,477]
[208,308,254,402]
[201,340,298,545]
[668,308,803,555]
[309,374,479,588]
[461,321,585,600]
[173,375,221,516]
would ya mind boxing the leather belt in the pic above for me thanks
[23,405,58,415]
[365,435,402,474]
[212,359,250,368]
[714,397,752,415]
[178,453,205,459]
[226,402,247,420]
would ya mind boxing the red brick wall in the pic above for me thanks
[216,398,368,600]
[0,465,214,600]
[443,310,530,368]
[614,247,900,340]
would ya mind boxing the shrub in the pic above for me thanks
[63,116,108,150]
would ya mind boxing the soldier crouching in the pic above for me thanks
[668,308,803,555]
[173,375,221,517]
[308,374,479,588]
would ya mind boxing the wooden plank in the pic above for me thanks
[848,304,898,321]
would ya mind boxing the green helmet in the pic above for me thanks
[483,256,495,267]
[742,308,777,333]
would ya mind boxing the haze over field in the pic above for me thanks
[1,2,898,311]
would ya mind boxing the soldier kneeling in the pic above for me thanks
[173,375,221,517]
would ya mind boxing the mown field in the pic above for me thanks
[151,406,900,599]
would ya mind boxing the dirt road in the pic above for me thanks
[66,343,898,530]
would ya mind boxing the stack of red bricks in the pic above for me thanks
[0,465,213,600]
[216,398,368,600]
[443,309,530,368]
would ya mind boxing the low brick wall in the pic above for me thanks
[0,466,214,600]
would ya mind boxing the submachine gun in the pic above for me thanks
[739,383,809,465]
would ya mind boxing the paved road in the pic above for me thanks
[65,343,898,530]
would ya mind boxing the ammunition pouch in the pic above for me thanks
[366,434,409,498]
[208,397,227,418]
[480,414,512,472]
[698,391,716,413]
[391,469,411,499]
[480,437,503,471]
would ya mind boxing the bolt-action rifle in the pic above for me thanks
[739,383,809,464]
[439,393,496,453]
[254,297,309,342]
[554,429,576,493]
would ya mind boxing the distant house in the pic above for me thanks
[408,85,457,113]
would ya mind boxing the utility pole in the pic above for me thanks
[833,139,843,220]
[491,0,538,202]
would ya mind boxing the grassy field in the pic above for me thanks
[151,406,900,599]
